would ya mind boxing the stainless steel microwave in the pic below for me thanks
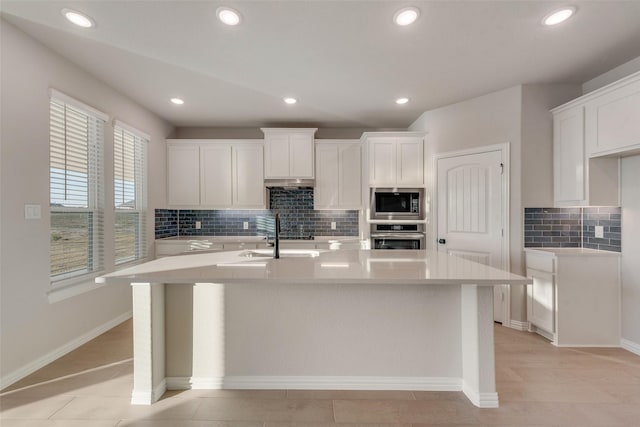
[370,188,424,220]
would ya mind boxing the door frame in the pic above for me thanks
[432,142,511,326]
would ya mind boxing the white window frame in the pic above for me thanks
[49,89,107,286]
[113,120,149,265]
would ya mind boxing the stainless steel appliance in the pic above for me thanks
[370,188,424,220]
[370,223,425,250]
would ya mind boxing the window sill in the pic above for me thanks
[47,276,105,304]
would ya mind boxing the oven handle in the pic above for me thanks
[370,233,426,239]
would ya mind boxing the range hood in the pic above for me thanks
[264,178,315,188]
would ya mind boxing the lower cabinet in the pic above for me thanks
[525,249,620,346]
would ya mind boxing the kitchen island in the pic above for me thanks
[97,249,530,408]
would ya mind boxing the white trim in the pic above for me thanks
[47,276,105,303]
[432,142,511,326]
[48,88,109,121]
[509,319,529,331]
[114,119,151,141]
[0,311,132,390]
[166,376,462,392]
[131,379,167,405]
[462,382,499,408]
[621,338,640,356]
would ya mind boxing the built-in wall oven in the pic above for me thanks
[370,223,425,250]
[370,188,424,221]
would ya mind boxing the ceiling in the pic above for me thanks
[2,1,640,129]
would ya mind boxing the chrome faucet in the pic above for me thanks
[274,212,280,259]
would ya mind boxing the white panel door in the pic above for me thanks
[315,144,339,208]
[339,143,362,208]
[167,144,200,206]
[233,144,264,208]
[201,144,232,207]
[437,149,505,322]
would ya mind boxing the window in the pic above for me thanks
[114,122,148,264]
[49,91,106,282]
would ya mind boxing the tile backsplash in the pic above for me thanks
[155,187,359,239]
[524,207,621,252]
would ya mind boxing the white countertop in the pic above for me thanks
[98,249,530,286]
[524,247,621,257]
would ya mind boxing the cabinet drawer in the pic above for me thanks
[525,253,555,273]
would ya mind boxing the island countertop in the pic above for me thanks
[97,249,530,286]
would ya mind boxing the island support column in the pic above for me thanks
[131,282,166,404]
[460,284,498,408]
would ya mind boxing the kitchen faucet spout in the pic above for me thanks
[274,212,280,259]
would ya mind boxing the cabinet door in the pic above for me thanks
[339,143,362,208]
[369,138,397,186]
[289,133,314,178]
[233,144,265,208]
[315,144,339,208]
[264,134,290,178]
[586,78,640,157]
[201,144,232,207]
[397,138,424,186]
[527,267,555,334]
[553,106,585,205]
[167,144,200,206]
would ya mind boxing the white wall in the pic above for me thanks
[621,155,640,349]
[582,56,640,94]
[409,84,580,322]
[0,19,173,386]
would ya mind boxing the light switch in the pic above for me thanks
[195,221,202,230]
[331,221,336,230]
[595,225,604,238]
[24,204,41,220]
[243,221,249,230]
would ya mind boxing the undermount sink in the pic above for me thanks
[239,249,322,258]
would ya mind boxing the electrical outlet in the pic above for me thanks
[195,221,201,230]
[331,221,336,230]
[243,221,249,230]
[595,225,604,238]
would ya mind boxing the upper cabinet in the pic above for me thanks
[167,140,264,209]
[585,75,640,157]
[315,141,362,210]
[550,73,640,206]
[364,133,424,187]
[262,128,317,179]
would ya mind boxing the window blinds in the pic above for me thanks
[49,95,105,280]
[114,122,148,264]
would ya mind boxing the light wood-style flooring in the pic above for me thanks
[1,320,639,426]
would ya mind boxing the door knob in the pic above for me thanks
[438,238,446,244]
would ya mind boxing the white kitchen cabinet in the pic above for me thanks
[585,73,640,157]
[262,128,317,179]
[366,135,424,187]
[167,140,264,209]
[315,141,362,210]
[525,249,620,346]
[551,104,619,207]
[167,144,200,206]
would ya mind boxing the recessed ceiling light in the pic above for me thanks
[542,6,576,26]
[217,7,242,26]
[170,98,184,105]
[396,97,409,105]
[61,9,95,28]
[393,7,420,26]
[284,97,297,105]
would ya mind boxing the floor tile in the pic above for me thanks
[117,420,262,427]
[0,420,119,427]
[49,396,200,420]
[332,399,479,424]
[194,397,334,422]
[286,390,415,400]
[0,395,74,419]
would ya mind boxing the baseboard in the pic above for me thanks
[166,376,462,391]
[508,320,529,331]
[462,381,499,408]
[0,311,132,390]
[131,379,166,405]
[621,338,640,356]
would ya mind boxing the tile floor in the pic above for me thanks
[1,320,640,426]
